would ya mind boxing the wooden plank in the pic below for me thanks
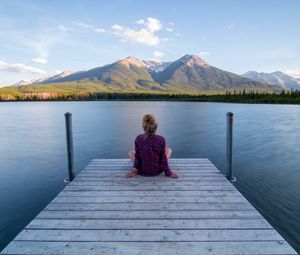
[64,185,236,191]
[83,164,217,168]
[45,202,255,211]
[58,190,240,197]
[27,218,272,230]
[80,170,221,174]
[85,163,216,166]
[52,196,248,203]
[80,171,221,175]
[36,210,261,219]
[2,241,296,255]
[73,176,227,181]
[87,163,214,167]
[77,173,222,177]
[92,158,211,162]
[68,180,232,186]
[15,229,283,242]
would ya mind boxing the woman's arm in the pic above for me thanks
[133,139,142,170]
[159,138,173,177]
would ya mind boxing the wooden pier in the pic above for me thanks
[1,158,297,254]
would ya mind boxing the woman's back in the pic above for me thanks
[134,134,172,176]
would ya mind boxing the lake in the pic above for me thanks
[0,101,299,252]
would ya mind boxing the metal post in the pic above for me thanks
[65,112,75,182]
[226,112,236,182]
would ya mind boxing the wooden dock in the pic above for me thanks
[1,158,297,254]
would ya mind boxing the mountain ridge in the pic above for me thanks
[12,55,282,92]
[242,71,300,90]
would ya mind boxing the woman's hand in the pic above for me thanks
[125,168,138,178]
[169,173,179,179]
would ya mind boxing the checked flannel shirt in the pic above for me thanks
[133,134,172,176]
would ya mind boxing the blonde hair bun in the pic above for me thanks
[143,114,158,135]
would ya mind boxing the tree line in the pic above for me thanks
[1,89,300,104]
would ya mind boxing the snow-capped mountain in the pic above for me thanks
[242,71,300,90]
[143,60,171,73]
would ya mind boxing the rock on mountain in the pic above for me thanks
[242,71,300,90]
[143,60,171,73]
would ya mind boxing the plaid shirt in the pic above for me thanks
[133,134,172,176]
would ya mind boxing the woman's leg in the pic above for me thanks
[165,147,172,159]
[128,150,135,162]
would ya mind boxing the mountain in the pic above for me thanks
[13,80,33,86]
[13,55,280,92]
[14,71,73,86]
[285,70,300,80]
[242,71,300,90]
[55,56,162,90]
[40,71,73,83]
[152,55,270,90]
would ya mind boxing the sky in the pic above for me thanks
[0,0,300,85]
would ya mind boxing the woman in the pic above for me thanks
[126,114,179,179]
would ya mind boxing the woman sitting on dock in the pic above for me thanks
[126,114,179,179]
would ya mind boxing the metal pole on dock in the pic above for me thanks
[226,112,236,182]
[65,112,75,182]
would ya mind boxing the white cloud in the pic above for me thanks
[32,58,48,64]
[145,17,162,32]
[198,51,210,56]
[0,60,47,74]
[112,17,164,46]
[285,69,300,79]
[78,22,105,33]
[136,19,144,25]
[166,27,174,32]
[153,51,164,59]
[168,22,174,26]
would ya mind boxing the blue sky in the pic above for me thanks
[0,0,300,85]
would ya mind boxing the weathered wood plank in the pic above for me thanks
[69,180,231,186]
[52,196,248,203]
[15,229,283,242]
[27,218,272,230]
[92,158,211,162]
[58,190,240,197]
[45,202,255,211]
[36,210,261,219]
[80,171,221,175]
[79,172,221,176]
[64,185,235,191]
[83,165,217,168]
[73,176,227,181]
[2,241,296,255]
[87,163,214,167]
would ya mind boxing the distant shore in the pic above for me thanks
[1,90,300,104]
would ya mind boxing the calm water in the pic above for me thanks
[0,101,299,252]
